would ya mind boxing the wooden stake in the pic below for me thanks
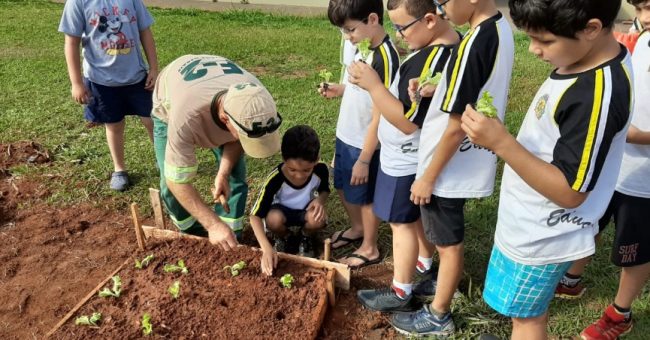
[326,268,336,306]
[131,203,146,250]
[149,188,166,230]
[323,238,331,262]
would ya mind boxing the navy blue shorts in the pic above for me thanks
[372,168,420,223]
[84,77,152,124]
[333,138,379,205]
[269,204,306,228]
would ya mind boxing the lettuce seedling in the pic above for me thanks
[280,273,294,289]
[223,260,246,277]
[164,259,188,274]
[476,91,498,118]
[418,70,442,88]
[135,254,154,269]
[357,38,372,61]
[142,313,153,336]
[75,312,101,327]
[319,69,333,84]
[168,281,181,299]
[98,276,121,298]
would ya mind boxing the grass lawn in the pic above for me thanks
[1,1,648,338]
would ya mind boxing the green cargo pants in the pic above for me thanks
[153,116,247,237]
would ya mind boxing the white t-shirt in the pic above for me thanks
[378,44,455,176]
[336,36,399,149]
[495,48,634,265]
[417,12,514,198]
[616,31,649,198]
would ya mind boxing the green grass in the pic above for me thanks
[1,1,648,338]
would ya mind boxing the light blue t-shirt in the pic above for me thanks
[58,0,153,86]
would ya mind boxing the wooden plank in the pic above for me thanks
[326,268,336,307]
[141,225,350,290]
[323,238,331,262]
[311,288,328,340]
[130,203,146,250]
[149,188,167,230]
[45,258,131,338]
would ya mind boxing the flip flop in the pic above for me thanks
[340,253,382,269]
[329,229,363,249]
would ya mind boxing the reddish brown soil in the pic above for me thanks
[0,141,397,339]
[54,239,328,338]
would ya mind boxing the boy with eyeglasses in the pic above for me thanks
[347,0,459,312]
[461,0,633,338]
[319,0,400,269]
[151,55,283,251]
[388,0,514,336]
[250,125,330,273]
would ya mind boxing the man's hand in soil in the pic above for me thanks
[207,222,238,251]
[260,248,278,276]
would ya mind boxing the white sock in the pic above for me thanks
[417,256,434,272]
[392,279,413,299]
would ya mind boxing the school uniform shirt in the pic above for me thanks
[58,0,153,86]
[495,48,633,265]
[336,35,399,149]
[340,37,356,82]
[417,12,514,198]
[378,44,454,176]
[251,163,330,218]
[152,55,262,184]
[616,30,650,198]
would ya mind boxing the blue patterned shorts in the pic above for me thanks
[483,246,571,318]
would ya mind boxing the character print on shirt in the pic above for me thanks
[89,6,138,56]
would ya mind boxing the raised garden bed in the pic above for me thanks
[50,238,329,339]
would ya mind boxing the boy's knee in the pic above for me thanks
[265,210,286,232]
[436,242,464,254]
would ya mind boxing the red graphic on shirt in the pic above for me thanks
[89,6,137,56]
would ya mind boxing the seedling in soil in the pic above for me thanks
[168,281,181,299]
[164,259,189,274]
[75,312,101,327]
[476,91,498,118]
[280,274,294,289]
[357,38,372,61]
[142,313,153,336]
[223,260,246,277]
[98,275,122,298]
[134,254,154,269]
[319,69,333,91]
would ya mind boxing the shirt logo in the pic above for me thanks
[534,94,549,119]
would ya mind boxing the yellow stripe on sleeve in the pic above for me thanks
[442,29,475,111]
[379,45,390,88]
[251,168,280,215]
[404,47,440,120]
[572,69,604,191]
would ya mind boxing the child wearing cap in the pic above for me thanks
[460,0,633,338]
[151,55,282,251]
[319,0,400,268]
[250,125,330,274]
[58,0,159,191]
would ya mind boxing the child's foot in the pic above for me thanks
[356,286,421,312]
[415,261,437,279]
[554,281,586,299]
[413,274,462,302]
[390,304,455,337]
[110,171,129,191]
[298,234,315,258]
[580,304,632,339]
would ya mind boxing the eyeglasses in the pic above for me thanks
[225,111,283,138]
[339,18,368,35]
[392,15,424,36]
[433,0,452,18]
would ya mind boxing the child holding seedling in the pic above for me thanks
[58,0,158,191]
[250,125,330,275]
[347,0,460,314]
[459,0,633,338]
[318,0,400,269]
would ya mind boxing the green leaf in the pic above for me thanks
[168,281,181,299]
[318,69,333,83]
[98,276,121,298]
[223,260,247,277]
[357,38,372,60]
[476,91,498,118]
[418,69,442,87]
[280,273,294,288]
[164,259,189,274]
[135,254,155,269]
[142,313,153,336]
[75,312,101,326]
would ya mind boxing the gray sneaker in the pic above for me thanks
[390,304,455,337]
[413,275,462,302]
[110,171,129,191]
[357,286,421,312]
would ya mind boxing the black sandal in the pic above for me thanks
[329,229,363,249]
[340,253,382,269]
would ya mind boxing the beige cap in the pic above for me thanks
[223,83,282,158]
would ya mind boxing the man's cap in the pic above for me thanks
[223,82,281,158]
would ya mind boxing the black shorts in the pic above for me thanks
[269,204,306,228]
[84,77,152,124]
[599,191,650,267]
[421,195,466,246]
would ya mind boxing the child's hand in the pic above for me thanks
[260,247,278,276]
[460,104,508,152]
[419,84,436,98]
[307,199,326,223]
[144,69,158,91]
[350,159,369,186]
[347,61,381,91]
[408,78,436,103]
[410,178,434,205]
[317,83,344,98]
[71,82,91,105]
